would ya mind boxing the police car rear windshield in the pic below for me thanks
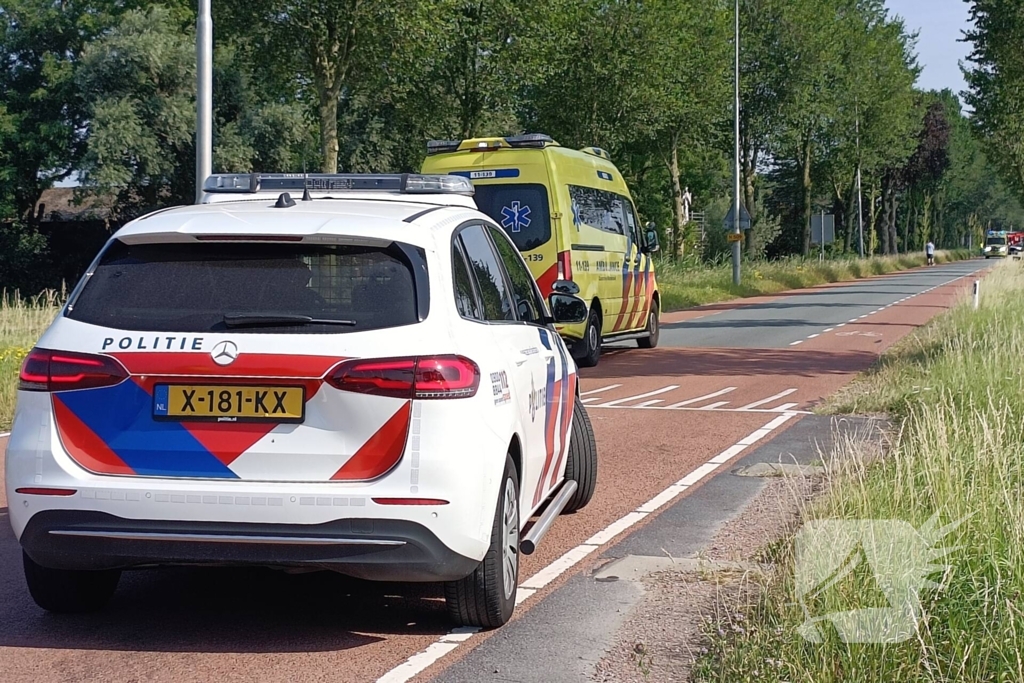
[67,240,424,333]
[472,184,551,252]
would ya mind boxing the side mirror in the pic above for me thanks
[548,294,588,325]
[644,222,660,253]
[551,279,580,295]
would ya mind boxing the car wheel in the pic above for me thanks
[23,552,120,613]
[562,397,598,513]
[444,455,519,628]
[576,310,602,368]
[637,300,660,349]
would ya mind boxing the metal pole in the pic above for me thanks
[855,111,864,257]
[732,0,742,286]
[195,0,213,204]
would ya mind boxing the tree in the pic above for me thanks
[964,0,1024,199]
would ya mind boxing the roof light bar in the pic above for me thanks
[202,173,474,196]
[506,133,555,148]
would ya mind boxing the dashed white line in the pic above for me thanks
[0,432,9,438]
[580,384,622,397]
[790,340,804,346]
[739,388,798,411]
[824,328,835,333]
[665,387,736,408]
[807,334,820,339]
[375,413,799,683]
[593,385,681,408]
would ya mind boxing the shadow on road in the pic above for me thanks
[0,519,451,653]
[585,347,879,380]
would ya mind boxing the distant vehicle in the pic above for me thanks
[422,134,661,368]
[984,230,1009,258]
[7,173,599,629]
[1008,231,1024,256]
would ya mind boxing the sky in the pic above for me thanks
[885,0,974,98]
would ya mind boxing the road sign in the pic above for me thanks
[727,232,744,243]
[811,214,835,245]
[724,204,751,231]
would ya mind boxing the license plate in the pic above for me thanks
[153,385,305,423]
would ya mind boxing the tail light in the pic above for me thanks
[327,356,479,399]
[19,348,129,392]
[557,251,573,281]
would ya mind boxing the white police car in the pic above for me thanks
[6,173,598,628]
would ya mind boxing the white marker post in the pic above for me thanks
[974,280,980,310]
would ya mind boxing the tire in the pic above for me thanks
[576,309,602,368]
[445,456,519,628]
[23,552,120,613]
[637,299,660,349]
[562,397,598,513]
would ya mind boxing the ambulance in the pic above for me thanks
[422,134,661,367]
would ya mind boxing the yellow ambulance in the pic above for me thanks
[422,133,660,367]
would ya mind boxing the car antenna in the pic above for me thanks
[301,160,312,202]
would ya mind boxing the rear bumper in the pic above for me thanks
[20,510,479,582]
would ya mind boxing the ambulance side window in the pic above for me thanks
[624,200,642,249]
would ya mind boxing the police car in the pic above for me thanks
[6,173,598,629]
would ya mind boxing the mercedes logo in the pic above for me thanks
[211,340,239,366]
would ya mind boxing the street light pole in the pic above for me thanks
[855,107,865,257]
[732,0,742,286]
[195,0,213,204]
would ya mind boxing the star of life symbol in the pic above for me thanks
[211,340,239,366]
[500,201,531,233]
[793,513,964,643]
[571,198,582,230]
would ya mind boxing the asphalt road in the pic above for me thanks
[658,260,988,348]
[0,260,986,683]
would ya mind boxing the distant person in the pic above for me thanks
[926,241,935,266]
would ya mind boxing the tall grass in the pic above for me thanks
[1,290,62,430]
[693,261,1024,682]
[657,250,971,312]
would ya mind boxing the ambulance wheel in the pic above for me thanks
[444,455,518,629]
[562,397,598,513]
[576,310,602,368]
[23,552,120,613]
[637,300,660,349]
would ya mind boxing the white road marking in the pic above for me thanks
[807,334,820,339]
[836,323,846,328]
[580,384,622,397]
[739,388,797,411]
[0,432,9,438]
[772,402,800,412]
[593,385,680,408]
[634,399,665,408]
[580,397,599,404]
[700,401,731,410]
[375,413,799,683]
[790,340,804,346]
[665,387,736,408]
[824,328,835,332]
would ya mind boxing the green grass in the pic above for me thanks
[1,290,62,431]
[657,250,972,312]
[693,260,1024,682]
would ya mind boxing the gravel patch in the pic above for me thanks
[592,473,820,683]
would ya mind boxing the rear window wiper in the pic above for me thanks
[223,313,357,328]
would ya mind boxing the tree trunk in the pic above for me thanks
[889,192,900,255]
[880,178,891,255]
[802,138,813,256]
[318,90,340,173]
[868,182,879,255]
[742,139,758,258]
[668,133,685,260]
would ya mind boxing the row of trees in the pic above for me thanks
[2,0,1023,277]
